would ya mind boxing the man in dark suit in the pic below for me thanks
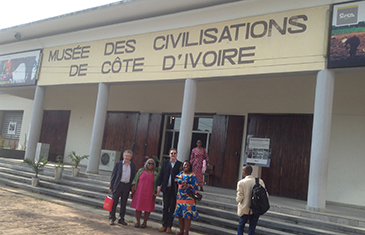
[156,148,182,234]
[109,150,136,225]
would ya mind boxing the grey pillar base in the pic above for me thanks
[306,205,326,213]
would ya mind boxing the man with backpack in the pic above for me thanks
[236,165,269,235]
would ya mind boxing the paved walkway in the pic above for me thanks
[0,184,204,235]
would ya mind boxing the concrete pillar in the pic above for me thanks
[307,70,335,212]
[86,83,110,174]
[25,86,46,161]
[177,79,198,162]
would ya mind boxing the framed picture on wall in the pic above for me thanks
[7,122,17,135]
[244,136,271,167]
[327,1,365,68]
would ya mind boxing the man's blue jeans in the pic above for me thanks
[237,213,260,235]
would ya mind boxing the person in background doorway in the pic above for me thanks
[156,148,182,234]
[131,158,159,229]
[236,165,266,235]
[190,140,209,191]
[109,150,136,226]
[173,160,199,235]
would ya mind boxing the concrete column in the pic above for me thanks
[177,79,197,162]
[86,83,110,174]
[25,86,46,161]
[307,70,335,212]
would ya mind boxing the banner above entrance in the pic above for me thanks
[39,6,328,86]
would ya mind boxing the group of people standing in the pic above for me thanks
[108,142,265,235]
[108,140,209,235]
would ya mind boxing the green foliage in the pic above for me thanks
[54,155,64,169]
[23,155,48,178]
[68,150,88,168]
[331,26,365,35]
[152,155,161,174]
[0,136,3,148]
[0,134,6,148]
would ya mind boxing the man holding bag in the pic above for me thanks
[109,150,136,226]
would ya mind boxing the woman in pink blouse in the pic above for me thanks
[190,140,209,191]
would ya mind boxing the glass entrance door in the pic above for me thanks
[161,115,212,161]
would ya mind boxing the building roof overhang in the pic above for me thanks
[0,0,240,46]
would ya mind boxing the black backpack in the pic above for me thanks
[250,178,270,215]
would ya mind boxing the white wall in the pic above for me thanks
[326,72,365,207]
[43,85,98,165]
[0,94,33,150]
[196,75,317,114]
[107,74,317,115]
[328,114,365,207]
[46,74,318,168]
[108,81,185,113]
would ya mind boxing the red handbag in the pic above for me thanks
[103,196,114,212]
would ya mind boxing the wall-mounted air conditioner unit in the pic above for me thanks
[99,150,121,171]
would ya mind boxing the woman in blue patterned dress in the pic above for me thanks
[173,160,199,235]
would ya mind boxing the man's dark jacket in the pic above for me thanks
[157,159,182,195]
[110,161,136,193]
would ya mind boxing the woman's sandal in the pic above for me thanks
[134,223,140,228]
[140,223,146,229]
[174,232,184,235]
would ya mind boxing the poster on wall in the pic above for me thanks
[244,136,271,167]
[7,122,17,135]
[0,50,41,87]
[328,0,365,68]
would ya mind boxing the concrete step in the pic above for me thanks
[0,176,233,235]
[0,175,294,235]
[265,211,365,235]
[198,195,365,235]
[199,186,365,234]
[197,201,362,235]
[1,156,365,235]
[0,158,111,183]
[0,165,109,192]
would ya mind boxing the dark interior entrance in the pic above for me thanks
[102,112,163,169]
[246,114,313,200]
[39,110,71,162]
[209,115,245,189]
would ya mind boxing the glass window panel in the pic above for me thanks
[162,116,212,161]
[197,117,213,132]
[165,116,181,131]
[163,131,173,155]
[173,132,179,149]
[166,116,175,130]
[173,117,181,130]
